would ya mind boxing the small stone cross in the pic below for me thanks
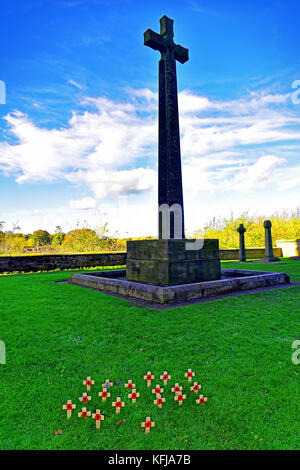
[128,389,140,403]
[92,409,105,429]
[83,376,94,391]
[112,397,125,414]
[63,400,76,418]
[78,407,91,418]
[141,416,155,434]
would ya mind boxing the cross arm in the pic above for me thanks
[174,44,189,64]
[144,28,166,53]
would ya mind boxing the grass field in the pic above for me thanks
[0,259,300,450]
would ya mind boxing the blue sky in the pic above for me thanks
[0,0,300,236]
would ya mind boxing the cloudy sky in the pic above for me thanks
[0,0,300,236]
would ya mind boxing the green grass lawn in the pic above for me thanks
[1,259,300,450]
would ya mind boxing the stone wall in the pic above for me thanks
[0,253,127,273]
[0,247,283,273]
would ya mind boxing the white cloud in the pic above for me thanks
[69,197,97,210]
[1,85,300,235]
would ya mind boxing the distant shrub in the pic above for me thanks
[32,230,51,246]
[51,232,65,246]
[61,229,101,252]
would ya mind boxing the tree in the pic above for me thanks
[32,230,51,246]
[51,232,65,246]
[61,228,100,252]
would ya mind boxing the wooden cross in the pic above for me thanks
[112,396,125,414]
[141,416,155,434]
[185,368,195,382]
[83,376,94,391]
[63,400,76,418]
[152,384,164,395]
[78,407,91,419]
[160,371,171,385]
[102,379,113,389]
[79,392,91,403]
[99,389,111,402]
[124,380,136,390]
[171,383,182,393]
[144,371,155,387]
[128,389,140,403]
[154,394,165,409]
[196,394,207,405]
[190,382,201,394]
[174,392,186,405]
[92,409,105,429]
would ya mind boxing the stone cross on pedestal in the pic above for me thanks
[262,220,280,262]
[144,16,188,239]
[237,224,246,262]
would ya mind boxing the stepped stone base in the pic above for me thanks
[126,239,221,286]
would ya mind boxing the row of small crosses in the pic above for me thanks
[62,370,207,432]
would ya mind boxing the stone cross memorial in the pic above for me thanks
[262,220,280,262]
[237,224,246,262]
[126,15,221,286]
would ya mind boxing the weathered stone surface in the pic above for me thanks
[0,253,126,273]
[144,16,188,239]
[70,268,290,304]
[262,220,281,262]
[126,239,221,285]
[237,224,246,262]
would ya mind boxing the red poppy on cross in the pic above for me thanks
[99,389,111,402]
[124,379,136,389]
[141,417,155,434]
[184,368,195,382]
[144,371,155,387]
[174,392,186,406]
[112,397,125,414]
[190,382,201,394]
[63,400,76,418]
[160,371,171,385]
[152,384,164,395]
[196,394,208,405]
[79,392,91,403]
[128,389,140,403]
[83,376,94,391]
[171,383,182,393]
[78,407,91,418]
[154,394,166,409]
[92,409,105,429]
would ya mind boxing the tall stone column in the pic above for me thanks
[262,220,280,262]
[237,224,246,262]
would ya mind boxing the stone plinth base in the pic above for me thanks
[69,269,290,305]
[126,239,221,286]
